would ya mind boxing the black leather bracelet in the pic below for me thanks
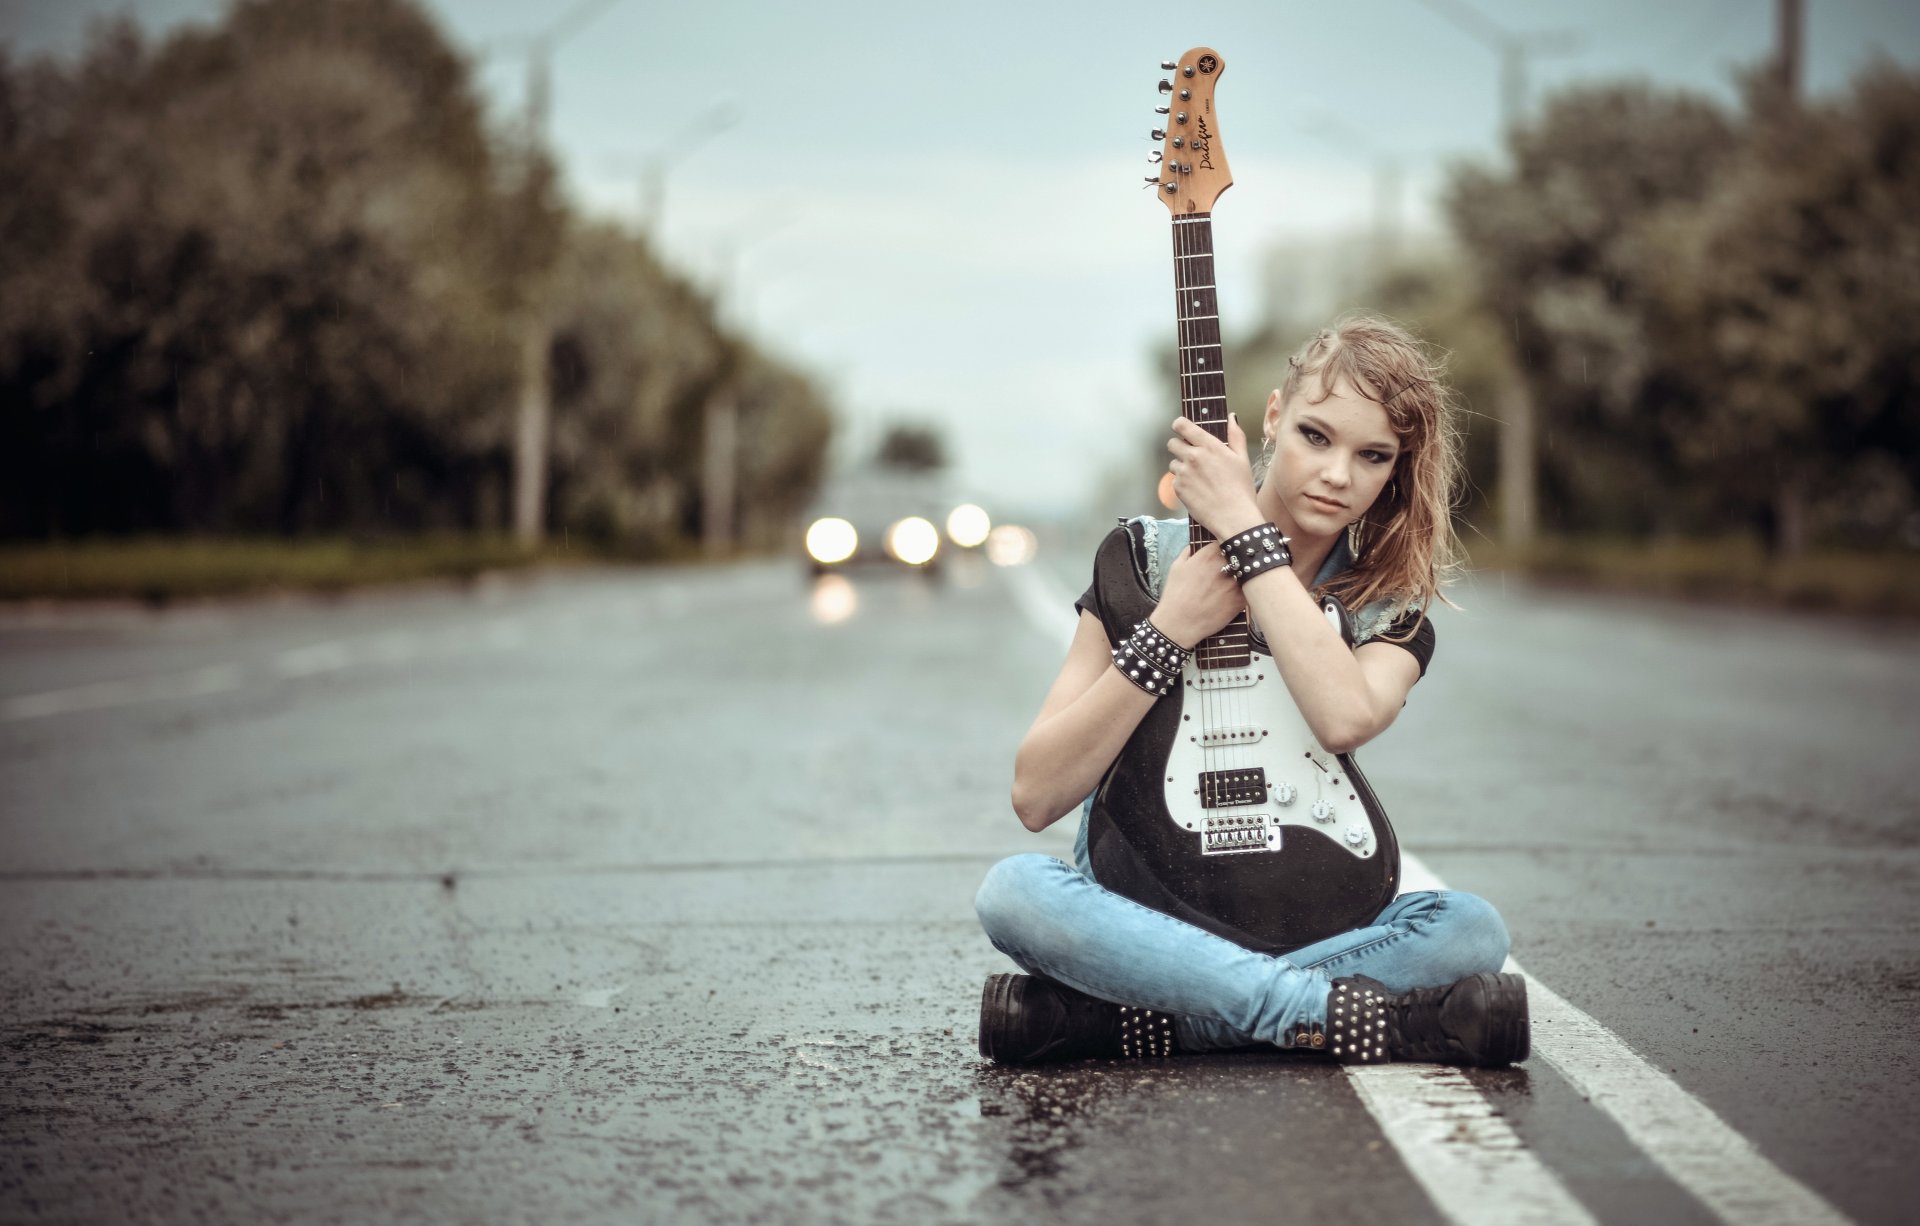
[1111,620,1190,699]
[1217,522,1292,585]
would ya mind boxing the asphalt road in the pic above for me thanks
[1,546,1915,1225]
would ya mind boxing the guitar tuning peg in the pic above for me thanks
[1158,79,1174,95]
[1154,105,1171,116]
[1147,150,1164,164]
[1144,174,1163,187]
[1150,129,1166,141]
[1161,60,1178,71]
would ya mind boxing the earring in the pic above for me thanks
[1347,518,1364,561]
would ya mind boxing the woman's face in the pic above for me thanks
[1261,378,1401,540]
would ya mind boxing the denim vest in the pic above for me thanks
[1072,515,1416,875]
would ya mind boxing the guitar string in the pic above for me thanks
[1181,213,1231,831]
[1175,215,1221,821]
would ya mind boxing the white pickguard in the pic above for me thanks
[1159,609,1378,860]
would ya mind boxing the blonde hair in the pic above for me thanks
[1264,312,1465,628]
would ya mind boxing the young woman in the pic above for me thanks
[973,313,1529,1066]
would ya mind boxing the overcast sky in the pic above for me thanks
[8,0,1919,518]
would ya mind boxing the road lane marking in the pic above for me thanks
[997,558,1077,654]
[1399,829,1853,1226]
[1348,1065,1597,1226]
[6,615,530,723]
[2,662,244,721]
[1004,557,1855,1226]
[274,640,354,677]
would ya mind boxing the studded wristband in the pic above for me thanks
[1111,620,1191,699]
[1217,522,1292,585]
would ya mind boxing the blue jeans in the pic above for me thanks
[973,853,1512,1052]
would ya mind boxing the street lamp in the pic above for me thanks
[1410,0,1583,551]
[604,102,744,242]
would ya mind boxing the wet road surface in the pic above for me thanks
[1,549,1916,1223]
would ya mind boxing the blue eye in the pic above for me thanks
[1298,425,1327,445]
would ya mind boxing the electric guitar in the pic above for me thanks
[1082,48,1400,953]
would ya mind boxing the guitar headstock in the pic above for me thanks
[1145,47,1233,214]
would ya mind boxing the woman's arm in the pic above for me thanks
[1010,543,1248,831]
[1235,568,1421,754]
[1009,611,1155,831]
[1169,415,1422,754]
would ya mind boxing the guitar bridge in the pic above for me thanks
[1202,813,1275,855]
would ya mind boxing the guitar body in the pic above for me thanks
[1081,523,1400,955]
[1084,47,1400,954]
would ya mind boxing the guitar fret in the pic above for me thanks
[1173,213,1230,560]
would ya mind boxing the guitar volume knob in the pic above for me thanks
[1345,826,1368,847]
[1310,800,1335,823]
[1273,782,1296,805]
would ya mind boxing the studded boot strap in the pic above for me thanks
[1116,1006,1176,1057]
[1328,978,1390,1064]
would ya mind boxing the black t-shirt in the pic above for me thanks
[1073,540,1436,677]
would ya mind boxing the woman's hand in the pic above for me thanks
[1151,541,1247,648]
[1167,414,1265,541]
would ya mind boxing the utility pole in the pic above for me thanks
[1777,0,1803,95]
[503,0,621,546]
[1413,0,1580,551]
[700,209,798,558]
[1770,0,1809,556]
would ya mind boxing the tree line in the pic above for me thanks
[1220,62,1919,556]
[0,0,831,548]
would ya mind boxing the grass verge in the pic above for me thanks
[1467,535,1920,619]
[0,535,650,604]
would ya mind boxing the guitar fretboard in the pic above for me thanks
[1171,212,1250,669]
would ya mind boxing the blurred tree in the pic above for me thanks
[876,422,948,472]
[0,0,833,552]
[1648,64,1920,553]
[1446,84,1741,539]
[543,223,832,551]
[0,0,533,537]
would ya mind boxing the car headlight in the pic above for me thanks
[945,503,991,548]
[886,516,940,565]
[806,517,858,564]
[986,523,1037,567]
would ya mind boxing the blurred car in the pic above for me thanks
[801,469,991,578]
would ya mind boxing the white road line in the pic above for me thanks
[1002,557,1854,1226]
[274,640,354,677]
[6,616,529,723]
[997,559,1077,654]
[2,662,244,721]
[1348,1065,1597,1226]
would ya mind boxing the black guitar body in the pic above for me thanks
[1081,525,1402,957]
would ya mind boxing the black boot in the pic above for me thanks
[977,973,1178,1065]
[1327,972,1530,1067]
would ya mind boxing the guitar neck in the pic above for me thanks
[1170,212,1249,667]
[1172,213,1227,551]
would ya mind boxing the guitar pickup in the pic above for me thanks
[1193,724,1264,747]
[1198,767,1266,808]
[1192,669,1261,691]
